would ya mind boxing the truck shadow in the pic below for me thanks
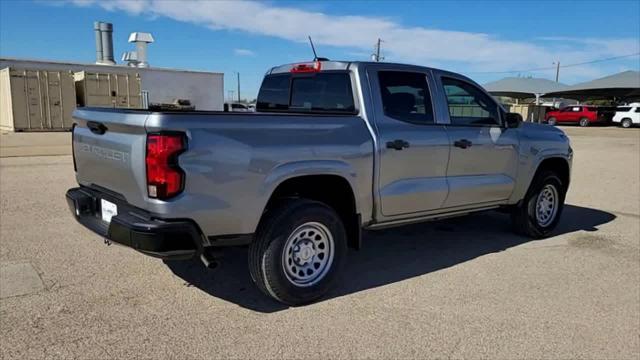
[165,204,615,313]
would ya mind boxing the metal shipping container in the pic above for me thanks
[0,67,76,131]
[74,71,142,109]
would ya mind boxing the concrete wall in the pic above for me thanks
[0,58,224,111]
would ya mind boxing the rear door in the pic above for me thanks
[435,74,519,208]
[368,66,450,217]
[567,106,582,122]
[73,108,149,206]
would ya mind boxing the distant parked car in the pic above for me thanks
[612,103,640,128]
[545,105,608,127]
[224,102,251,112]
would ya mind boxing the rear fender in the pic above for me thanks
[260,160,361,215]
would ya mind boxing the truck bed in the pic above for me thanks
[71,107,375,237]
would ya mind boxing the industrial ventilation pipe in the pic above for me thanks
[94,21,115,65]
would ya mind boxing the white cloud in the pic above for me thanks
[69,0,639,81]
[233,48,255,56]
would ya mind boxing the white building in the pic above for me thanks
[0,57,224,111]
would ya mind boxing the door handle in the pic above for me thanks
[386,139,410,150]
[87,121,108,135]
[454,139,472,149]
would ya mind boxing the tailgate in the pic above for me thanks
[72,108,149,207]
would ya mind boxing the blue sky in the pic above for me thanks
[1,0,639,100]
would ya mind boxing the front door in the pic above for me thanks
[436,75,519,208]
[369,68,450,217]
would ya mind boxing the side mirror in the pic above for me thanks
[505,112,522,128]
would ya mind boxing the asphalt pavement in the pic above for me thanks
[1,126,638,359]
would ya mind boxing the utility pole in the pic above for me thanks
[372,38,384,62]
[236,72,241,102]
[554,61,560,82]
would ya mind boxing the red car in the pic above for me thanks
[545,106,608,127]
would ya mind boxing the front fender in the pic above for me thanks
[509,146,572,203]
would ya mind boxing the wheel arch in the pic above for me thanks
[532,157,571,193]
[260,164,362,249]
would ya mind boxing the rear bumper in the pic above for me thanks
[66,186,202,260]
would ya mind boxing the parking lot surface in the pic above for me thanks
[1,126,639,359]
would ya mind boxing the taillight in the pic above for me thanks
[146,133,186,200]
[291,61,322,73]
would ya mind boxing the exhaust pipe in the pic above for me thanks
[200,248,222,270]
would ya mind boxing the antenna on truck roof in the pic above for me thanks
[308,36,329,62]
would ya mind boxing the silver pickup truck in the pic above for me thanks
[67,60,572,305]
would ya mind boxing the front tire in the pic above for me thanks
[248,199,347,305]
[621,118,632,128]
[579,117,590,127]
[511,171,566,238]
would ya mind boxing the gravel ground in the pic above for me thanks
[1,126,638,359]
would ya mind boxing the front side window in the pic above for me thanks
[378,71,434,124]
[442,77,499,126]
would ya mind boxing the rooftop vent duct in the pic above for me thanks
[121,51,139,67]
[128,32,154,68]
[94,22,103,63]
[94,21,116,65]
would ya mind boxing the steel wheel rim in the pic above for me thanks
[535,184,559,227]
[282,222,335,287]
[622,120,631,128]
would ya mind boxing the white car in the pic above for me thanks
[612,103,640,128]
[224,103,251,112]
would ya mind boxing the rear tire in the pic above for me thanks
[511,171,566,239]
[248,199,347,305]
[621,118,632,128]
[579,117,590,127]
[547,117,557,126]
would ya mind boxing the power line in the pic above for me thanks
[468,52,640,74]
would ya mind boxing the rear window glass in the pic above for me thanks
[256,74,289,110]
[257,72,355,113]
[587,107,598,111]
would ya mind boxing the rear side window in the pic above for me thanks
[617,107,632,112]
[257,72,355,113]
[442,77,499,126]
[378,71,434,124]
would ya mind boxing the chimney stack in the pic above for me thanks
[94,22,103,64]
[94,21,115,65]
